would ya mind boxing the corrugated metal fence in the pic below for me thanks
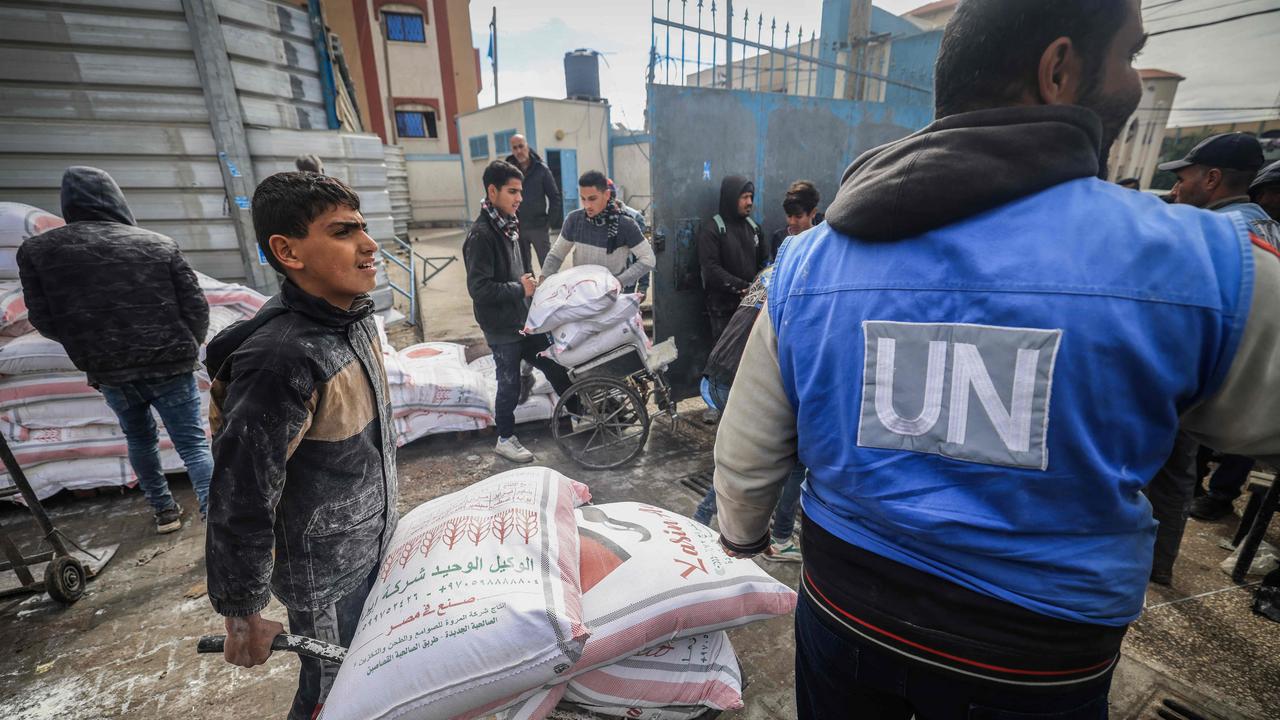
[0,0,396,310]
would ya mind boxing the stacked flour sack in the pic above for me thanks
[318,467,797,720]
[0,201,267,500]
[524,265,648,368]
[372,320,493,446]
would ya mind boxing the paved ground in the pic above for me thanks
[2,407,1277,719]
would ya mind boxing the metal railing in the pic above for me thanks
[380,236,418,326]
[379,235,457,327]
[648,0,929,99]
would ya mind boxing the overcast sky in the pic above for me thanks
[468,0,1280,130]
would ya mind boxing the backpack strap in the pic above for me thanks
[745,217,762,246]
[713,214,726,236]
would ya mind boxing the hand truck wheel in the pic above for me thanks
[552,377,650,469]
[44,555,86,604]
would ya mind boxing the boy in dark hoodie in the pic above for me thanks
[17,166,212,533]
[204,172,397,720]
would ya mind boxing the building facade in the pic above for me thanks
[1107,69,1184,189]
[456,98,612,225]
[320,0,480,222]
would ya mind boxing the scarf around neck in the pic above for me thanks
[482,199,520,244]
[588,200,623,252]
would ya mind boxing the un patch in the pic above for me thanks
[857,321,1062,470]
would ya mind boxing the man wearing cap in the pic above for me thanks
[1162,132,1275,235]
[1157,133,1280,523]
[1251,160,1280,223]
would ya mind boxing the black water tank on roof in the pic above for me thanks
[565,49,601,101]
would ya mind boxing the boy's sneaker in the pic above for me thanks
[495,436,535,463]
[766,536,802,563]
[155,503,183,534]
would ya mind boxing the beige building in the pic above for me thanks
[317,0,480,222]
[903,0,957,31]
[1107,69,1184,189]
[456,98,612,222]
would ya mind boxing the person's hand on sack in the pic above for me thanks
[521,273,538,298]
[223,613,284,668]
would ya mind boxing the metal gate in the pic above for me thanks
[645,1,936,397]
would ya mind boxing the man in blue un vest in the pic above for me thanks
[712,0,1280,717]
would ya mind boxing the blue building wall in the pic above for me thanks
[885,29,941,113]
[816,3,939,116]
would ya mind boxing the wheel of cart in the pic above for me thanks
[552,337,680,470]
[0,433,106,604]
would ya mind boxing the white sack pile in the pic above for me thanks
[318,471,796,720]
[523,266,649,368]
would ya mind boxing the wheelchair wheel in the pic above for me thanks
[552,377,650,469]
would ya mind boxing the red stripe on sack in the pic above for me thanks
[576,591,796,670]
[1251,233,1280,260]
[803,570,1115,678]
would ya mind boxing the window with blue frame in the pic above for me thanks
[384,12,426,43]
[494,129,518,155]
[396,110,438,138]
[469,135,489,160]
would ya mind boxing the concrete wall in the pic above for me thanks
[456,98,609,220]
[612,141,653,224]
[533,99,611,178]
[406,156,466,222]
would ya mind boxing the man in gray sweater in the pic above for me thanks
[539,170,655,288]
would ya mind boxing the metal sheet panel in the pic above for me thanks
[646,83,932,397]
[0,87,210,124]
[0,0,393,287]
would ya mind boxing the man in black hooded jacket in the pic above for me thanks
[697,175,767,342]
[18,166,212,533]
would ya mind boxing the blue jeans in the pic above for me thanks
[694,462,806,540]
[491,335,573,439]
[99,373,212,516]
[794,595,1113,719]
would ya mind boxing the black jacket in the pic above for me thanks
[697,175,767,317]
[204,280,398,615]
[769,212,824,261]
[463,211,529,344]
[507,151,562,229]
[16,166,210,386]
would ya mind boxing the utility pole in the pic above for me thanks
[181,0,278,293]
[842,0,871,100]
[490,7,499,105]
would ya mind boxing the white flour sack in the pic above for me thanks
[524,265,621,334]
[489,502,793,719]
[564,631,744,713]
[570,502,795,673]
[392,343,492,420]
[319,467,592,720]
[0,202,64,248]
[547,316,648,369]
[0,332,77,375]
[549,294,643,353]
